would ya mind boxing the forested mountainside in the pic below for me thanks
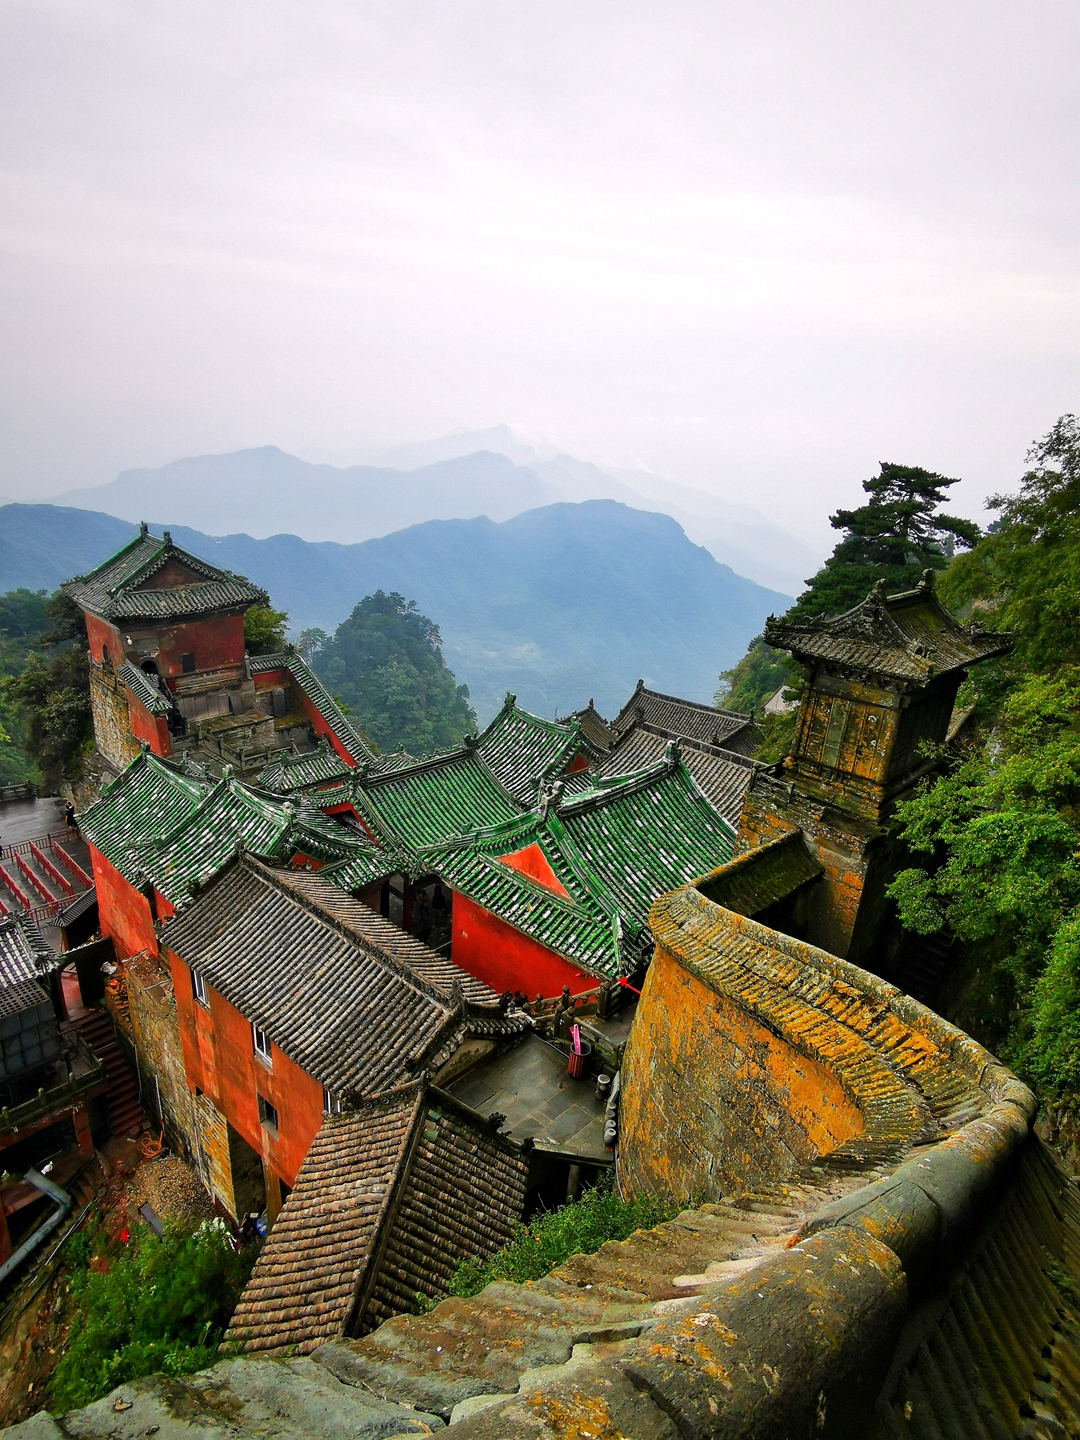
[0,499,787,722]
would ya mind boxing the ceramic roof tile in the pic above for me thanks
[62,527,266,622]
[345,747,522,851]
[225,1096,420,1354]
[600,724,754,825]
[570,701,614,752]
[161,856,527,1095]
[227,1086,528,1354]
[78,749,208,878]
[696,831,822,916]
[0,914,52,989]
[255,737,353,793]
[118,660,173,715]
[611,679,758,753]
[133,773,373,904]
[412,756,735,978]
[765,576,1014,681]
[474,695,596,804]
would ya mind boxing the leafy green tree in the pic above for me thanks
[243,604,289,656]
[314,591,476,755]
[940,413,1080,676]
[886,417,1080,1101]
[719,463,981,729]
[0,589,50,783]
[296,627,328,663]
[787,462,979,624]
[0,589,92,788]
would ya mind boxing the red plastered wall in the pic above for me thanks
[124,688,171,757]
[85,613,125,667]
[90,845,157,959]
[153,614,246,678]
[451,891,594,999]
[169,951,323,1189]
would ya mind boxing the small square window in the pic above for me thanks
[181,652,196,674]
[191,967,208,1006]
[257,1094,279,1133]
[323,1088,342,1115]
[252,1024,272,1066]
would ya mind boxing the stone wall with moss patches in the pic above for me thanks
[88,662,142,774]
[619,944,864,1198]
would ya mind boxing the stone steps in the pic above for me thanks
[1,1173,890,1440]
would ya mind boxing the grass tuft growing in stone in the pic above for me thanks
[432,1177,680,1304]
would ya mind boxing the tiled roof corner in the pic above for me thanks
[61,529,267,622]
[764,575,1016,681]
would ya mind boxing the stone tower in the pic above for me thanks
[736,573,1011,963]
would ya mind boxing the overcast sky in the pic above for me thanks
[2,1,1078,541]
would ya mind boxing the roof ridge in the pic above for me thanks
[243,855,491,1013]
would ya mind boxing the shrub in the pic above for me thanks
[47,1218,257,1412]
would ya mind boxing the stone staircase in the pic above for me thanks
[0,1171,891,1440]
[69,1010,145,1144]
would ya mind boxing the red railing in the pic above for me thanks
[13,852,55,906]
[0,863,31,911]
[49,840,92,889]
[30,843,73,897]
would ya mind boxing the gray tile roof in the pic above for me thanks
[599,723,754,826]
[226,1085,528,1354]
[161,856,529,1096]
[611,679,759,753]
[765,575,1015,681]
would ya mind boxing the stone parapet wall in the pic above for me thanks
[620,881,1002,1203]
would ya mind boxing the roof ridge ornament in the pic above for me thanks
[139,521,148,538]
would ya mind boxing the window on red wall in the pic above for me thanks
[191,967,208,1006]
[181,652,196,673]
[252,1024,272,1066]
[257,1094,279,1134]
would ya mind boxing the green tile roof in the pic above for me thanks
[411,753,735,978]
[473,694,596,804]
[342,746,523,852]
[135,774,374,905]
[79,748,208,878]
[79,747,377,906]
[62,525,267,622]
[248,651,374,766]
[255,736,353,793]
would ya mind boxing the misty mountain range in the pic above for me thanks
[46,425,820,595]
[0,499,788,723]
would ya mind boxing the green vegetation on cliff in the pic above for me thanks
[48,1219,257,1412]
[436,1178,678,1302]
[888,416,1080,1102]
[314,590,477,754]
[0,590,92,789]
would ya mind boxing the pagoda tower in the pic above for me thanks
[737,573,1011,964]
